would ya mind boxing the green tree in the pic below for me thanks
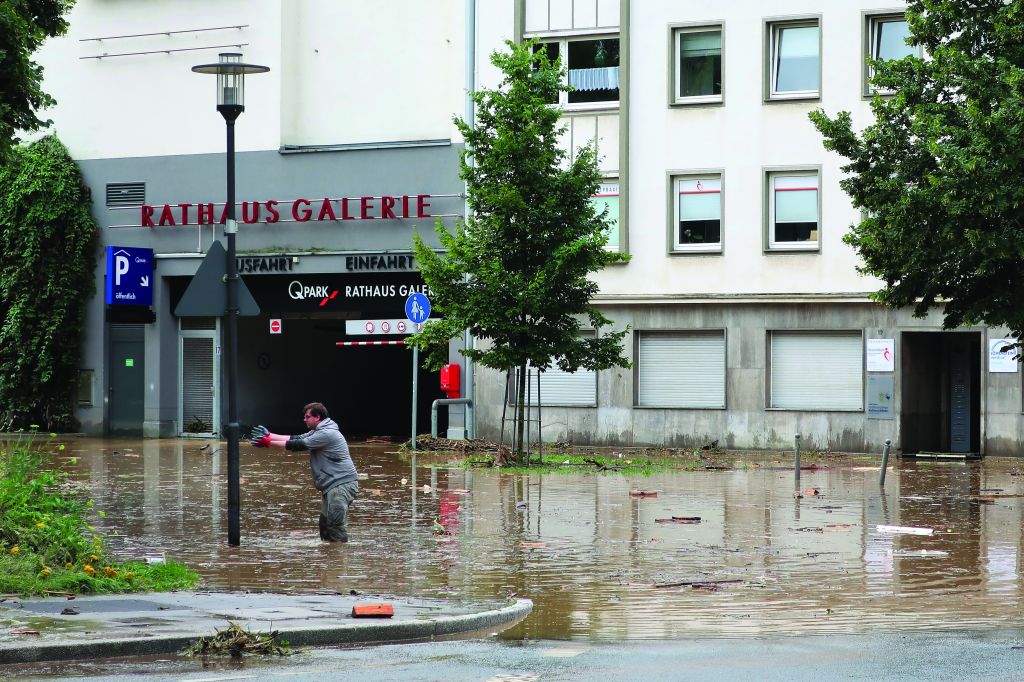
[0,0,73,162]
[0,135,98,431]
[810,0,1024,353]
[410,40,629,461]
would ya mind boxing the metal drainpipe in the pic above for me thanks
[463,0,476,439]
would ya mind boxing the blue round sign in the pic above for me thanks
[405,293,431,324]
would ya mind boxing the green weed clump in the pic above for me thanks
[0,436,199,596]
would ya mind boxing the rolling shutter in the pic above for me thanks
[529,364,597,406]
[770,332,862,410]
[638,332,725,408]
[182,337,215,432]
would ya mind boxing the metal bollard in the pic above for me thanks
[879,438,892,487]
[794,433,802,484]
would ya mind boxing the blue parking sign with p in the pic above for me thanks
[105,246,153,306]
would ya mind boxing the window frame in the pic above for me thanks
[634,329,728,409]
[767,330,865,412]
[668,169,724,255]
[764,166,821,253]
[669,22,725,107]
[591,178,620,252]
[862,11,920,97]
[763,16,822,102]
[530,32,621,111]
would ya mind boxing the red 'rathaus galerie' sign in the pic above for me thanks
[141,194,434,227]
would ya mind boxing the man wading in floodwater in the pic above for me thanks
[249,403,359,542]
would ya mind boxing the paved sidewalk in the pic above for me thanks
[0,592,533,664]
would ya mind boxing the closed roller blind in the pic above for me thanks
[528,364,597,406]
[638,332,725,408]
[182,337,215,431]
[771,332,862,410]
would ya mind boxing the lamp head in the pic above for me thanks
[192,52,270,111]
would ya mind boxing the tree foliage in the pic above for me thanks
[410,40,629,455]
[810,0,1024,351]
[0,0,73,162]
[0,135,98,430]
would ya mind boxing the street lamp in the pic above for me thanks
[192,53,269,546]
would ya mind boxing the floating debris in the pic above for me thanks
[183,622,291,658]
[630,490,658,498]
[655,516,701,524]
[876,525,934,536]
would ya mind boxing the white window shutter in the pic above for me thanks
[638,332,726,407]
[771,332,863,410]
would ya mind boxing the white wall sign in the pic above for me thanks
[866,338,895,372]
[346,319,426,336]
[989,338,1019,373]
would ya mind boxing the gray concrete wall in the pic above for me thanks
[473,302,1024,456]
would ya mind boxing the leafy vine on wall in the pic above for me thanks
[0,135,98,431]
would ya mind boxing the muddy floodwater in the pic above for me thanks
[45,439,1024,640]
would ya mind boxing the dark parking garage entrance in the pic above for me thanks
[170,271,447,440]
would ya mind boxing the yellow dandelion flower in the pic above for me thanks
[10,546,19,555]
[65,562,72,569]
[36,522,46,529]
[103,566,118,578]
[39,567,51,577]
[83,565,95,575]
[124,572,134,581]
[89,554,99,562]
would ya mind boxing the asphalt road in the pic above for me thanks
[6,630,1024,681]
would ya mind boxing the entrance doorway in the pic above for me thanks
[900,332,981,454]
[233,315,446,441]
[179,317,219,436]
[108,324,145,436]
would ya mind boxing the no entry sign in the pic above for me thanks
[269,318,282,334]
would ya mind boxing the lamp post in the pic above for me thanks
[192,53,269,546]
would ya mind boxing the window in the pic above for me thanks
[534,37,620,106]
[767,170,819,250]
[513,332,599,407]
[77,369,94,406]
[673,26,722,104]
[637,331,726,408]
[674,174,722,252]
[767,19,820,100]
[865,14,917,95]
[590,181,619,251]
[770,332,863,410]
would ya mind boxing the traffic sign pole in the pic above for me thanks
[405,293,431,451]
[411,345,419,451]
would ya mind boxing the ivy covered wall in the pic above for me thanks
[0,135,98,431]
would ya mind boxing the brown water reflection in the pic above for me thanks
[49,439,1024,640]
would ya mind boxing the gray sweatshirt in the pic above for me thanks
[285,417,357,492]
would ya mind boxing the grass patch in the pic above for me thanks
[0,432,200,596]
[465,448,725,474]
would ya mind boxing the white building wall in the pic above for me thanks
[35,0,466,160]
[603,0,897,298]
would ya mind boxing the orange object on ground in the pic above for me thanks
[351,603,394,618]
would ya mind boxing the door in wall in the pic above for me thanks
[108,324,145,436]
[180,318,219,436]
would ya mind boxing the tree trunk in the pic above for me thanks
[515,362,527,463]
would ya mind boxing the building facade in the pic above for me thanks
[38,0,472,439]
[36,1,1024,454]
[470,0,1024,456]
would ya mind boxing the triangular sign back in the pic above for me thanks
[174,240,260,317]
